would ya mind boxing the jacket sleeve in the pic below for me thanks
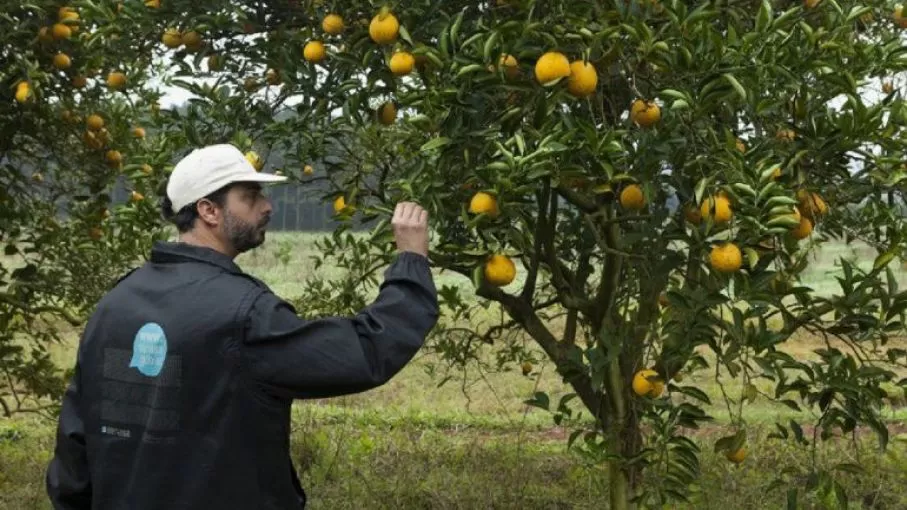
[241,251,440,399]
[46,352,92,509]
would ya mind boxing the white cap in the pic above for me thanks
[166,144,287,213]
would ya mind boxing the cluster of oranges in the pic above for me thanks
[615,169,827,276]
[18,6,146,177]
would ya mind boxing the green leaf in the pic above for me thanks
[524,391,550,411]
[420,137,451,152]
[713,429,745,453]
[694,178,709,205]
[732,183,756,197]
[674,385,712,404]
[482,31,500,62]
[660,88,689,101]
[756,0,772,32]
[723,73,747,101]
[472,263,484,289]
[398,24,414,46]
[874,251,896,271]
[790,419,806,444]
[455,64,485,79]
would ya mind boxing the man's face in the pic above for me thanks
[220,183,273,254]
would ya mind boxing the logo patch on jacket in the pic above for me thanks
[129,322,168,377]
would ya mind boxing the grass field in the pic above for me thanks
[2,232,907,509]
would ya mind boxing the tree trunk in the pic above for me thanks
[605,342,643,510]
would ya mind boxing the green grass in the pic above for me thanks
[3,232,907,509]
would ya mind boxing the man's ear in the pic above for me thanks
[195,199,222,227]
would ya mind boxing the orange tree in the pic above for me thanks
[1,0,171,416]
[211,1,907,507]
[6,0,907,507]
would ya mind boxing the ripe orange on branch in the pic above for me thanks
[534,51,570,85]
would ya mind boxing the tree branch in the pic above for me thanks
[522,181,550,301]
[477,284,605,424]
[555,185,598,213]
[588,210,625,332]
[0,292,82,326]
[542,192,589,312]
[564,251,592,346]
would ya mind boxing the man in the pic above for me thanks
[46,143,439,509]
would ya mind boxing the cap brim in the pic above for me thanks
[238,173,289,184]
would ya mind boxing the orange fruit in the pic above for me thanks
[369,12,399,44]
[303,41,326,63]
[484,254,516,287]
[106,150,123,167]
[709,243,743,273]
[52,23,72,40]
[796,190,828,219]
[726,448,746,463]
[468,192,499,218]
[521,361,533,376]
[182,31,204,52]
[162,28,182,48]
[566,60,597,97]
[700,195,733,224]
[132,127,146,138]
[630,99,661,127]
[15,82,31,103]
[895,5,907,28]
[632,369,665,397]
[86,114,105,131]
[333,196,352,214]
[106,72,127,90]
[53,53,72,70]
[389,51,415,76]
[377,101,396,125]
[499,54,519,79]
[791,216,813,240]
[776,128,796,142]
[619,184,646,211]
[207,54,224,71]
[534,51,571,84]
[322,14,344,34]
[684,203,702,224]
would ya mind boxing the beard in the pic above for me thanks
[223,209,270,254]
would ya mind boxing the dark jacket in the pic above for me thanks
[46,241,439,509]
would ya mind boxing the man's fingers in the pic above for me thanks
[391,202,427,226]
[408,204,423,223]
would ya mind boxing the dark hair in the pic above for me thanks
[161,185,232,233]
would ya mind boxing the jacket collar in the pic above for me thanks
[150,241,244,274]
